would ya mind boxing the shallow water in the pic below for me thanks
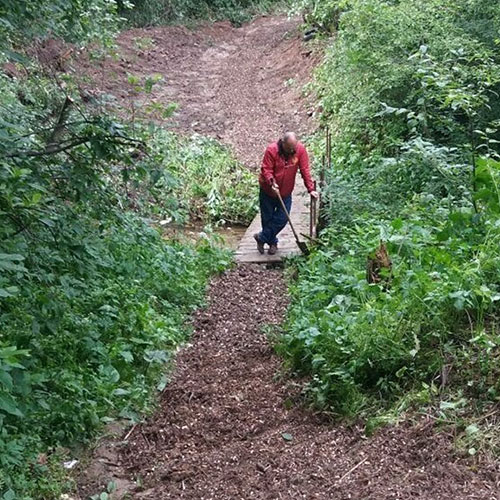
[161,222,247,250]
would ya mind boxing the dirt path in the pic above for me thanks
[77,15,317,167]
[76,15,500,500]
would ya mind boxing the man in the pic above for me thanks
[254,132,318,255]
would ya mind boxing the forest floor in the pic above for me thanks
[75,15,500,500]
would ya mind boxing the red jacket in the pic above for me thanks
[259,141,315,198]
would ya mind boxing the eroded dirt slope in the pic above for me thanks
[77,15,317,166]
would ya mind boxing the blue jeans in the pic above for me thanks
[258,189,292,245]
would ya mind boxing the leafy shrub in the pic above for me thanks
[0,0,119,47]
[133,130,258,225]
[0,6,251,494]
[280,0,500,420]
[0,214,229,496]
[123,0,284,27]
[292,0,352,32]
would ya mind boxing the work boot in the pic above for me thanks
[268,243,278,255]
[254,233,265,254]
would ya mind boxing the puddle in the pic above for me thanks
[160,222,247,250]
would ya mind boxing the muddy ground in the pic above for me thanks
[75,14,500,500]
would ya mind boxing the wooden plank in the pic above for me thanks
[235,185,312,263]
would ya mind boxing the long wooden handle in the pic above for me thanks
[310,196,317,238]
[275,190,301,244]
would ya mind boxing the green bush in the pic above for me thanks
[280,0,500,419]
[0,63,237,496]
[0,215,229,497]
[137,130,258,225]
[0,0,119,47]
[0,0,261,495]
[292,0,352,32]
[123,0,284,27]
[0,5,256,491]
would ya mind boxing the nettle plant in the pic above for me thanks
[280,0,500,422]
[0,48,235,499]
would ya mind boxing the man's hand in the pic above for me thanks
[310,190,319,199]
[272,182,280,194]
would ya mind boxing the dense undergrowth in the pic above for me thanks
[122,0,285,27]
[280,0,500,444]
[0,2,256,497]
[141,130,257,225]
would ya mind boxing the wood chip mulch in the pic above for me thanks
[74,14,499,500]
[78,265,500,499]
[73,15,319,169]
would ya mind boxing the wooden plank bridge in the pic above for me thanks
[235,184,315,263]
[235,129,331,264]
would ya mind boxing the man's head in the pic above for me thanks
[280,131,298,158]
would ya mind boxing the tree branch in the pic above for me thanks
[47,96,74,147]
[6,134,145,158]
[6,137,91,158]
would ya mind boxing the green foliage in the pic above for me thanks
[0,66,233,496]
[131,130,258,225]
[0,1,253,495]
[292,0,352,32]
[123,0,285,27]
[96,71,258,226]
[280,0,500,421]
[0,0,120,47]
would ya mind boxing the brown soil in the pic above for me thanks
[76,15,500,500]
[75,15,318,167]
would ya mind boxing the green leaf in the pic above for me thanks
[0,286,19,298]
[156,374,168,392]
[0,260,26,272]
[3,489,16,500]
[112,388,129,396]
[4,50,30,64]
[0,253,24,261]
[40,218,55,227]
[465,424,479,436]
[0,393,23,417]
[0,371,13,391]
[281,432,293,442]
[439,398,466,411]
[391,218,403,230]
[100,365,120,383]
[120,350,134,362]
